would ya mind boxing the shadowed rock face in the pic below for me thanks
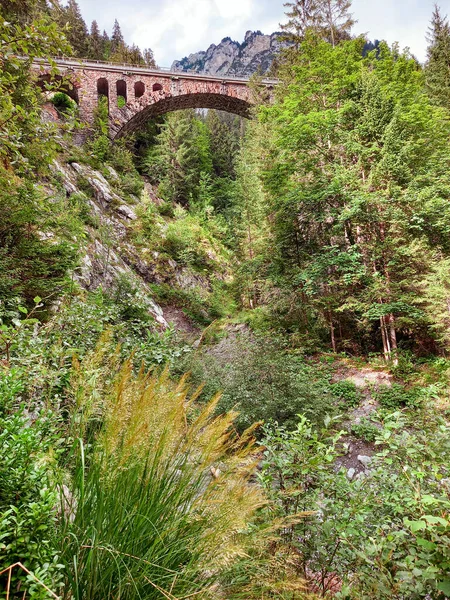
[172,30,287,77]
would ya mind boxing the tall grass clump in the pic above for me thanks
[59,350,264,600]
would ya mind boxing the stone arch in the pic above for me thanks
[112,92,252,139]
[97,77,109,113]
[37,73,79,103]
[134,81,145,98]
[152,83,163,92]
[116,80,127,105]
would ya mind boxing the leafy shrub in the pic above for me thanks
[351,418,380,442]
[157,201,175,217]
[331,379,363,408]
[161,212,229,272]
[119,172,144,197]
[375,383,421,409]
[260,411,450,599]
[0,368,25,415]
[180,333,336,432]
[51,92,77,115]
[0,179,77,309]
[150,283,219,325]
[0,411,62,596]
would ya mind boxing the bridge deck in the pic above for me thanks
[33,57,278,86]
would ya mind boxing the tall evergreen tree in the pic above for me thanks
[318,0,355,46]
[279,0,321,49]
[206,110,240,180]
[62,0,89,57]
[2,0,50,23]
[101,29,111,58]
[425,4,450,109]
[143,48,157,68]
[256,38,450,356]
[144,111,213,206]
[110,19,124,55]
[88,20,102,59]
[279,0,354,48]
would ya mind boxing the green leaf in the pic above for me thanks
[18,306,28,314]
[416,538,436,551]
[33,296,42,304]
[438,579,450,595]
[404,518,427,532]
[423,515,448,526]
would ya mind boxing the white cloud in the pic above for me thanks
[76,0,448,66]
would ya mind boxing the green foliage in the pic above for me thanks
[181,333,336,432]
[143,110,213,206]
[59,358,263,600]
[351,418,379,442]
[58,0,88,57]
[0,410,63,596]
[0,15,70,170]
[425,4,450,109]
[52,92,77,115]
[260,410,450,599]
[0,180,77,311]
[375,383,421,409]
[331,379,363,408]
[252,34,450,356]
[163,215,219,269]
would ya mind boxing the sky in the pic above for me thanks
[76,0,450,67]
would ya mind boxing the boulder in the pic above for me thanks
[116,205,137,220]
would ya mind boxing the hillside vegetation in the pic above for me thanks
[1,1,450,599]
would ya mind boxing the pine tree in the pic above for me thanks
[425,4,450,109]
[111,19,124,55]
[206,110,240,180]
[279,0,321,48]
[144,111,213,206]
[143,48,157,68]
[63,0,89,57]
[101,30,111,59]
[279,0,354,50]
[88,20,102,59]
[2,0,50,23]
[127,44,144,65]
[317,0,355,46]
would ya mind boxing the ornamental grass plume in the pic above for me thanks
[59,347,264,600]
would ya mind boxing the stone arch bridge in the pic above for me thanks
[35,58,276,139]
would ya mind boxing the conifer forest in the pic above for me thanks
[1,0,450,598]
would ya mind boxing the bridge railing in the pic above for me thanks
[33,56,279,85]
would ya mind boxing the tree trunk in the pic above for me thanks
[380,315,391,361]
[388,313,398,366]
[329,310,337,353]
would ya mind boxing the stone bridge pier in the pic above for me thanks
[35,59,274,139]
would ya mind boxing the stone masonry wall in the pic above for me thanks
[42,65,255,138]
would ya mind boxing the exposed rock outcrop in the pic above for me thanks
[172,30,287,77]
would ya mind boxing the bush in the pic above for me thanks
[331,379,363,408]
[0,411,62,597]
[375,383,421,409]
[52,92,77,115]
[180,333,336,432]
[351,418,380,442]
[260,411,450,599]
[118,172,144,197]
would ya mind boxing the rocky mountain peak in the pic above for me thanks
[171,31,287,78]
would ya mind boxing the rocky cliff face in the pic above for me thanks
[171,30,286,77]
